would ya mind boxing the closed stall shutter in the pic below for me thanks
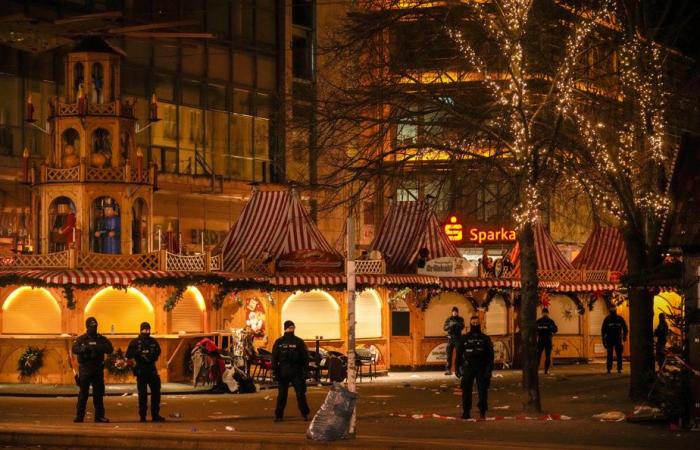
[171,288,204,333]
[2,287,61,334]
[85,287,155,334]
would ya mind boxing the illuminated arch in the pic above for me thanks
[485,295,508,335]
[541,295,580,334]
[85,287,155,334]
[282,290,340,340]
[357,289,382,338]
[2,287,61,334]
[424,292,473,337]
[170,286,206,333]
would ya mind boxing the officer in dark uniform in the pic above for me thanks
[601,305,628,374]
[271,320,311,422]
[126,322,165,422]
[72,317,113,423]
[456,315,494,420]
[443,306,465,375]
[536,308,558,375]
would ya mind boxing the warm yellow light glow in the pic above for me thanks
[186,286,206,312]
[2,286,59,313]
[84,287,155,334]
[85,287,154,314]
[2,286,62,334]
[282,289,340,312]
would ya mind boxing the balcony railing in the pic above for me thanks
[54,100,134,118]
[39,161,153,185]
[355,259,386,274]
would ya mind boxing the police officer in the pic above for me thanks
[601,305,628,374]
[456,315,494,420]
[126,322,165,422]
[443,306,465,375]
[271,320,310,422]
[72,317,113,423]
[536,308,558,375]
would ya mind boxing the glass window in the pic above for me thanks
[123,65,149,96]
[292,34,312,79]
[0,76,23,156]
[257,56,276,90]
[232,114,253,158]
[233,89,251,114]
[152,102,178,148]
[256,0,276,45]
[182,80,202,106]
[207,0,230,37]
[233,51,254,86]
[154,43,179,72]
[254,117,269,159]
[255,93,271,118]
[293,0,314,28]
[152,146,178,174]
[154,73,175,102]
[208,45,229,81]
[208,84,227,111]
[232,0,254,40]
[206,110,229,177]
[125,39,151,66]
[179,106,205,175]
[182,43,205,77]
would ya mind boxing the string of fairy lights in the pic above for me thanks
[444,0,617,227]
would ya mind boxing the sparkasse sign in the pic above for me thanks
[468,227,516,244]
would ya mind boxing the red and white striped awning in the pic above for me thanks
[270,273,442,288]
[271,273,346,287]
[221,189,340,272]
[557,282,620,292]
[1,269,179,286]
[572,227,627,273]
[371,201,460,273]
[509,224,574,277]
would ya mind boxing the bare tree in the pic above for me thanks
[308,0,618,412]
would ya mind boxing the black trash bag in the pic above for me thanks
[307,382,358,441]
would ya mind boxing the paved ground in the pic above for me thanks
[0,364,696,449]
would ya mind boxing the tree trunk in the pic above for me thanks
[519,222,542,412]
[623,230,655,401]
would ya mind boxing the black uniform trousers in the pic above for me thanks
[136,368,161,419]
[461,367,490,417]
[76,366,106,419]
[655,343,666,370]
[445,337,460,372]
[275,375,310,419]
[537,339,553,373]
[605,341,623,372]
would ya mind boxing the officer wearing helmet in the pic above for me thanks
[72,317,114,423]
[126,322,165,422]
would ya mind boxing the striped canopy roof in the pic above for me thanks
[370,201,461,273]
[509,223,574,277]
[572,227,627,273]
[221,189,340,272]
[0,269,179,286]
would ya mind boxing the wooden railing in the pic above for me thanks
[78,252,161,271]
[39,161,154,185]
[241,258,274,276]
[210,254,222,271]
[0,251,71,269]
[355,259,386,274]
[166,252,206,272]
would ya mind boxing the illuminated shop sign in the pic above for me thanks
[444,216,516,244]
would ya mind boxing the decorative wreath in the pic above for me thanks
[105,348,132,377]
[17,347,45,378]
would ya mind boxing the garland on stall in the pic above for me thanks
[17,346,45,378]
[132,273,269,311]
[105,348,132,377]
